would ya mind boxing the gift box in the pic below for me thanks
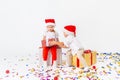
[83,50,97,66]
[41,39,60,48]
[72,54,84,68]
[41,39,54,47]
[72,50,97,68]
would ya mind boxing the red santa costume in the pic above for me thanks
[42,19,59,69]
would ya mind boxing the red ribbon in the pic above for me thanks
[90,52,92,65]
[84,50,93,65]
[77,58,79,67]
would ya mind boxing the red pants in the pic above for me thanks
[43,46,57,62]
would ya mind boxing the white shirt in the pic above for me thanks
[64,35,84,55]
[43,31,58,46]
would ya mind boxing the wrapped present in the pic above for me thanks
[72,54,84,68]
[72,50,97,68]
[83,50,97,66]
[41,39,55,47]
[41,39,60,48]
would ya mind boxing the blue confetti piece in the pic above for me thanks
[109,63,113,66]
[107,72,111,74]
[26,74,29,76]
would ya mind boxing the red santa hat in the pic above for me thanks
[64,25,76,36]
[45,19,56,26]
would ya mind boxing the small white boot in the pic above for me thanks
[66,50,73,67]
[52,61,57,68]
[43,61,47,70]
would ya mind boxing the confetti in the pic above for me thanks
[5,70,10,74]
[0,52,120,80]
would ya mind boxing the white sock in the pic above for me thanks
[52,61,57,68]
[43,61,47,70]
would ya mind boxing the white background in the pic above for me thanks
[0,0,120,56]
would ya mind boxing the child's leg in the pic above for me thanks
[43,47,49,60]
[43,47,49,69]
[66,50,73,67]
[77,49,88,67]
[50,46,57,67]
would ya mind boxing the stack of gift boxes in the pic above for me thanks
[72,50,97,68]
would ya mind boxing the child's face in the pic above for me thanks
[63,32,68,37]
[47,25,54,32]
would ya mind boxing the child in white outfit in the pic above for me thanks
[50,25,88,67]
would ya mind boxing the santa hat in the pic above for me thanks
[64,25,76,36]
[45,19,56,26]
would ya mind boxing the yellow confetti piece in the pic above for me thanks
[31,68,35,72]
[118,71,120,74]
[109,56,112,59]
[78,75,82,79]
[86,73,91,77]
[107,65,111,69]
[118,62,120,65]
[20,76,24,78]
[103,70,107,74]
[79,70,84,74]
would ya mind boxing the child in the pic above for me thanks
[50,25,88,68]
[42,19,59,69]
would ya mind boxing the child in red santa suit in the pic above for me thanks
[50,25,88,68]
[42,19,59,69]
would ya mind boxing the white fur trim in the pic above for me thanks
[64,29,74,35]
[46,23,56,26]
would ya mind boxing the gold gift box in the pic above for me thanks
[72,51,97,68]
[72,54,84,68]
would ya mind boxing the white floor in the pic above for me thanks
[0,52,120,80]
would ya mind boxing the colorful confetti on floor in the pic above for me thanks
[0,52,120,80]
